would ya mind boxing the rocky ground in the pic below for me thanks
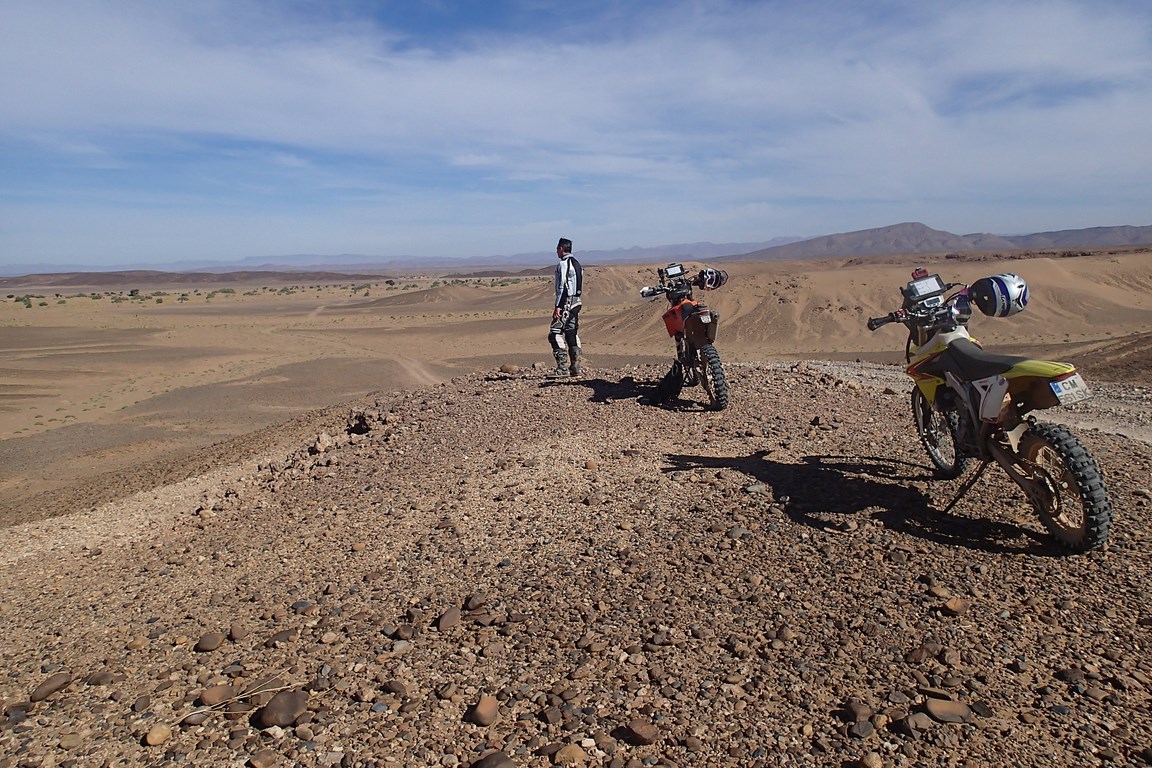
[1,360,1150,768]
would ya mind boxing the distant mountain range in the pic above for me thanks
[178,237,807,273]
[3,223,1150,278]
[723,222,1152,262]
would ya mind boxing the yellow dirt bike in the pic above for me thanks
[867,269,1112,552]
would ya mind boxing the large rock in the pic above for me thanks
[256,689,309,728]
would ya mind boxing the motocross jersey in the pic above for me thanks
[555,256,582,310]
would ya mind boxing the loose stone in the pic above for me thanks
[438,605,462,631]
[30,671,72,702]
[195,631,227,652]
[468,694,499,726]
[144,723,172,746]
[625,717,660,745]
[257,689,310,728]
[471,752,516,768]
[249,748,280,768]
[924,698,974,724]
[554,743,587,764]
[199,684,237,707]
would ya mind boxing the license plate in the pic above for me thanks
[1051,373,1092,405]
[699,311,711,323]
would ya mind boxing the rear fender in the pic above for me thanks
[683,304,718,346]
[1006,360,1078,413]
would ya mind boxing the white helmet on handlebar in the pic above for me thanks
[970,273,1028,317]
[697,268,728,291]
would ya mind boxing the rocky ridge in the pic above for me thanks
[1,361,1150,768]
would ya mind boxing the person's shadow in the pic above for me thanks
[542,372,715,411]
[538,374,652,404]
[663,449,1059,555]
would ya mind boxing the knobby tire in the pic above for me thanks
[1019,421,1112,552]
[700,344,729,411]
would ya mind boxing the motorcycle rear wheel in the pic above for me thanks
[699,344,729,411]
[1018,422,1111,552]
[911,388,967,479]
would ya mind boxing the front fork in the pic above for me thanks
[674,334,699,384]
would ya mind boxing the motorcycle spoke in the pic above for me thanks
[911,389,966,478]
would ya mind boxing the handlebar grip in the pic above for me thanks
[867,314,893,331]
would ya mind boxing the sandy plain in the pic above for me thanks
[2,249,1151,527]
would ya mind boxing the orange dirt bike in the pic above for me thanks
[640,263,730,410]
[867,268,1112,552]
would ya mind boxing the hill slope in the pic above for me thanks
[1,362,1149,767]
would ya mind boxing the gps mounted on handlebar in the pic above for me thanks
[640,263,729,299]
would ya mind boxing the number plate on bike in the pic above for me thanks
[1050,374,1091,404]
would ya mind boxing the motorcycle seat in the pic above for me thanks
[944,337,1030,380]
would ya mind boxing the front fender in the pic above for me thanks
[913,376,944,403]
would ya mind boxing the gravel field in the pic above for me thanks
[1,360,1150,768]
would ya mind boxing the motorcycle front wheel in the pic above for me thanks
[1017,422,1112,552]
[911,388,967,479]
[699,344,729,411]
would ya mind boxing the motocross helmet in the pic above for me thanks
[970,273,1029,317]
[697,268,728,290]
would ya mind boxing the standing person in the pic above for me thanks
[548,237,583,377]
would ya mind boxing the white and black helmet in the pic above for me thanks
[970,273,1029,317]
[696,268,728,291]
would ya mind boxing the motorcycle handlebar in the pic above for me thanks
[867,313,896,331]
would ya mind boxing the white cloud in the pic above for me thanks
[1,0,1150,266]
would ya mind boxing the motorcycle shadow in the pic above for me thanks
[664,450,1056,556]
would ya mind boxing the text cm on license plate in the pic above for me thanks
[1051,373,1092,404]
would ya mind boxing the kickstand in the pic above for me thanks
[938,460,991,515]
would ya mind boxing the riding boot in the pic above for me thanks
[548,348,569,377]
[568,347,582,377]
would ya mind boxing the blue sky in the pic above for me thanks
[1,0,1150,269]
